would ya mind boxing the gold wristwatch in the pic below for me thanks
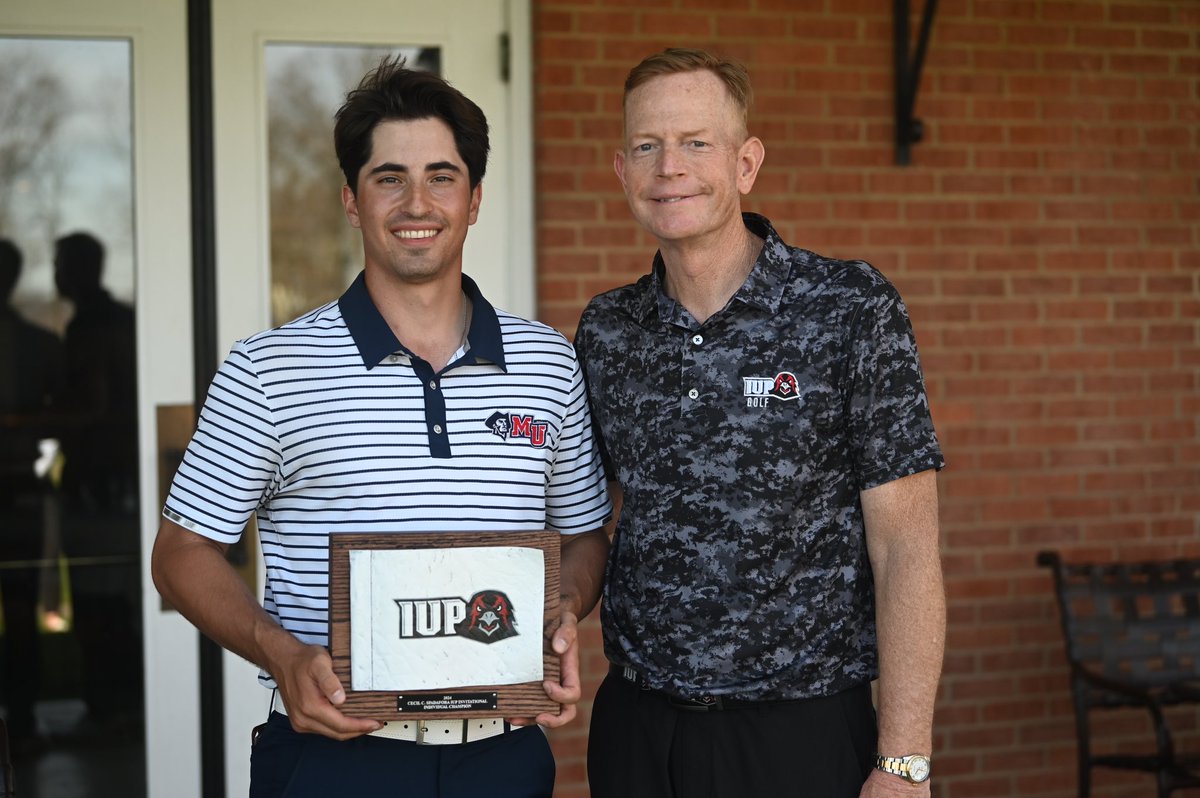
[875,753,931,784]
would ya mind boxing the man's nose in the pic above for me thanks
[400,183,432,215]
[656,145,686,178]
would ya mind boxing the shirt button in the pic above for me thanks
[433,424,443,434]
[688,388,699,399]
[388,355,399,363]
[692,334,704,345]
[429,380,438,391]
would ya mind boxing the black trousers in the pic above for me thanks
[250,712,555,798]
[588,671,876,798]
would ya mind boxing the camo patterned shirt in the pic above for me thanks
[575,213,944,701]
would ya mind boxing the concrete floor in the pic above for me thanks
[9,699,145,798]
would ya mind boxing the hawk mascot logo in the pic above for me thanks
[454,590,518,643]
[771,371,799,400]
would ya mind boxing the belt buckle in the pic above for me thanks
[416,723,430,745]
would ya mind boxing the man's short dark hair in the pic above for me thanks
[0,239,22,301]
[334,55,490,195]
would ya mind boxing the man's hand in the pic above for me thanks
[270,642,383,740]
[860,766,930,797]
[509,609,584,729]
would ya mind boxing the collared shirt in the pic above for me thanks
[164,271,612,688]
[575,214,943,701]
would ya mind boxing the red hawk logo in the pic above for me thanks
[454,590,518,643]
[769,372,799,400]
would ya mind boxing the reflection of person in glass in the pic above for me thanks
[54,232,138,513]
[54,231,142,725]
[0,239,63,748]
[152,57,611,797]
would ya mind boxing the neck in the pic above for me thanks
[659,224,763,324]
[365,269,471,372]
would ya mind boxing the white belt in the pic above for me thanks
[272,696,509,745]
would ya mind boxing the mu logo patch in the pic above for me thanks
[485,411,550,448]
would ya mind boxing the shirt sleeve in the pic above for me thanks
[543,342,613,535]
[162,340,282,544]
[572,307,617,483]
[844,281,945,490]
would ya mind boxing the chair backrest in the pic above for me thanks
[1038,551,1200,688]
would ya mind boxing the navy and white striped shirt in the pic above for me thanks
[164,272,611,686]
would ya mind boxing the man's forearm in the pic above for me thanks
[863,469,945,756]
[559,528,610,620]
[151,520,302,674]
[872,543,945,755]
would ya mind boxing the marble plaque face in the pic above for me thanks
[349,546,545,691]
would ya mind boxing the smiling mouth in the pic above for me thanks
[394,229,439,240]
[653,196,691,203]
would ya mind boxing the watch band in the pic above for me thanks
[875,753,931,783]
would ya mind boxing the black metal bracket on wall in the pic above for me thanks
[894,0,938,166]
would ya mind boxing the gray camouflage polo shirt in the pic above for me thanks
[575,213,944,701]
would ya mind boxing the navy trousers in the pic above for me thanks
[588,671,877,798]
[250,712,554,797]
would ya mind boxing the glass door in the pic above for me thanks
[0,3,190,797]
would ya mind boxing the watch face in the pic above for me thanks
[907,755,931,782]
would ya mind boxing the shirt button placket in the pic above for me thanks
[683,330,704,409]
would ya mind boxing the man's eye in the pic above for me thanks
[634,143,654,153]
[689,140,708,148]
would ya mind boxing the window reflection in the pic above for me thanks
[0,38,134,332]
[0,36,141,787]
[265,43,441,325]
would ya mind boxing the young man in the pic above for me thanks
[152,58,611,798]
[576,49,945,798]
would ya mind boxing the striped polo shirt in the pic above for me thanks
[164,271,611,686]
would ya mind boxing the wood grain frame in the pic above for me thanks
[328,530,560,719]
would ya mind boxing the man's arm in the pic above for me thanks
[603,480,623,540]
[151,518,381,740]
[529,527,610,728]
[860,469,945,796]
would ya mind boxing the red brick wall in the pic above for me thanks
[533,2,1199,796]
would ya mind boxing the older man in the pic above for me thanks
[576,48,945,798]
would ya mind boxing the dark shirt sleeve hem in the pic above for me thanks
[858,451,946,492]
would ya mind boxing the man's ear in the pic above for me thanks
[341,184,361,228]
[736,137,765,196]
[468,181,483,226]
[613,149,628,193]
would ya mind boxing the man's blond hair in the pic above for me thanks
[623,48,753,132]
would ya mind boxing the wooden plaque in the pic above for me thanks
[329,531,560,720]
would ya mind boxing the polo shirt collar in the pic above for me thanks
[634,212,791,325]
[338,270,506,371]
